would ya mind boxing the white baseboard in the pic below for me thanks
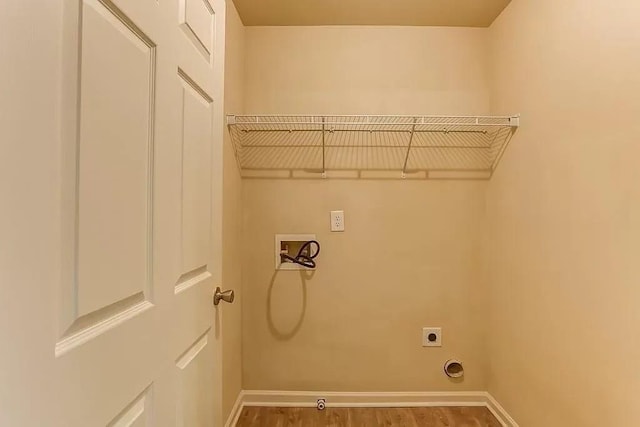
[486,393,520,427]
[242,390,488,408]
[227,390,518,427]
[224,391,245,427]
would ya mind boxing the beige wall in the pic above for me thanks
[242,180,488,391]
[241,26,491,391]
[229,3,640,420]
[487,0,640,425]
[221,1,244,421]
[244,26,490,115]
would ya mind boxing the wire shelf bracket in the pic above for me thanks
[227,114,520,180]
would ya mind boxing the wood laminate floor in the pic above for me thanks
[236,406,502,427]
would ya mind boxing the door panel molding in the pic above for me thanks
[55,296,152,357]
[57,0,156,352]
[178,0,215,63]
[174,67,214,296]
[175,329,209,370]
[175,265,211,295]
[107,384,154,427]
[175,329,214,427]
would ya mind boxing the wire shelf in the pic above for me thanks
[227,114,519,179]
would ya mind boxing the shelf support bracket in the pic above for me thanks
[321,117,326,178]
[401,117,418,178]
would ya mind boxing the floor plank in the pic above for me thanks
[235,406,502,427]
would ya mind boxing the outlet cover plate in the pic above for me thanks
[330,210,345,232]
[422,327,442,347]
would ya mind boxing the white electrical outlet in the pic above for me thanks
[330,210,345,232]
[422,327,442,347]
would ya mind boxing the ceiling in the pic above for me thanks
[232,0,512,27]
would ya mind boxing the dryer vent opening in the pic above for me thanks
[444,359,464,378]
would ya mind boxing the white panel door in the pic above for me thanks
[0,0,227,425]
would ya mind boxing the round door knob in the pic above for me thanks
[213,287,234,305]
